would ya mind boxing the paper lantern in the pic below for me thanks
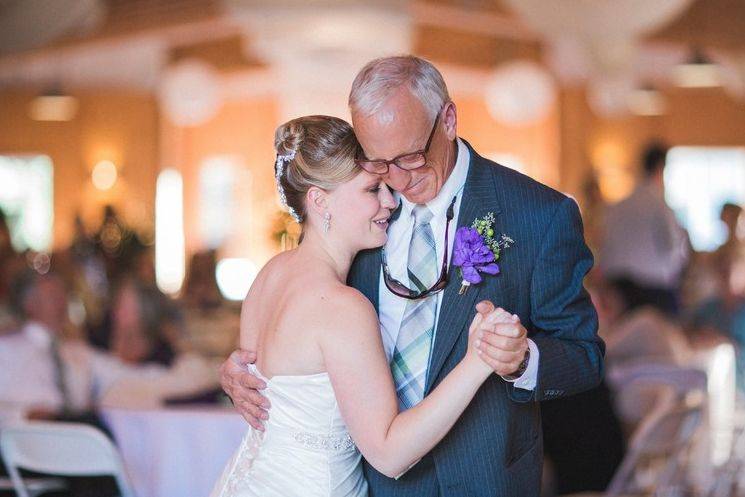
[158,60,222,127]
[485,61,556,127]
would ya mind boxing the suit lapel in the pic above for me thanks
[349,201,401,314]
[352,248,382,313]
[425,145,503,393]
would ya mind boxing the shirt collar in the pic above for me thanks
[398,138,470,220]
[22,321,54,348]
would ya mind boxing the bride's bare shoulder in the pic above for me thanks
[308,283,379,337]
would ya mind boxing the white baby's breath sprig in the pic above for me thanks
[275,152,302,223]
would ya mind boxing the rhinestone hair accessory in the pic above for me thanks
[275,151,302,223]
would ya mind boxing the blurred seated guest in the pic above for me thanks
[0,207,23,334]
[716,202,743,261]
[95,204,144,283]
[593,279,691,429]
[600,141,690,316]
[133,244,156,286]
[71,213,110,330]
[0,270,219,427]
[603,303,691,370]
[180,250,239,358]
[688,251,745,339]
[110,276,182,366]
[688,252,745,392]
[683,203,745,310]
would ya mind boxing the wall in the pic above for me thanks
[0,89,159,249]
[559,86,745,205]
[161,96,280,266]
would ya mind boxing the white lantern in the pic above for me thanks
[158,60,222,127]
[485,61,556,127]
[545,36,593,85]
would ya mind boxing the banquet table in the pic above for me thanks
[102,406,247,497]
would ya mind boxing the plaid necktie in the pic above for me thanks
[50,337,72,413]
[391,205,437,410]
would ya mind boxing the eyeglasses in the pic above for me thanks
[381,196,457,300]
[355,111,441,175]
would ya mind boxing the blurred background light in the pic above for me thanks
[155,168,185,295]
[216,258,257,301]
[28,92,79,122]
[627,85,667,116]
[91,160,118,191]
[673,48,722,88]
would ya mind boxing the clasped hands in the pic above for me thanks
[220,300,528,430]
[470,300,529,377]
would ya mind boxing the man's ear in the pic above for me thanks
[443,101,458,141]
[306,187,329,218]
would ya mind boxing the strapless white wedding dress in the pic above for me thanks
[210,364,368,497]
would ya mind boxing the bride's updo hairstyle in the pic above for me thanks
[274,116,360,224]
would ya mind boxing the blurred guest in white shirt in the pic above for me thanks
[0,269,218,427]
[600,141,690,316]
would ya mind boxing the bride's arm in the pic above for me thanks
[318,288,494,478]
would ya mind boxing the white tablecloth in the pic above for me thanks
[102,406,247,497]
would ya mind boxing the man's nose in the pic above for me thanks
[379,184,397,208]
[383,163,411,190]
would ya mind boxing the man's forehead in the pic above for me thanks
[355,121,423,159]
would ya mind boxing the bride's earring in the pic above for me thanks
[323,212,331,233]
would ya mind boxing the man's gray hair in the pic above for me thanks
[349,55,450,121]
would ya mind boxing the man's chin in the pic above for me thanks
[401,190,436,204]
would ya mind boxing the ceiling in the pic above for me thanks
[0,0,743,93]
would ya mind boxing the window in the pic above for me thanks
[155,168,185,294]
[0,155,54,252]
[665,147,745,252]
[199,156,238,249]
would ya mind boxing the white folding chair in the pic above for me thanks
[0,476,67,497]
[0,421,136,497]
[567,368,707,497]
[705,414,745,497]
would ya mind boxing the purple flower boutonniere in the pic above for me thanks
[452,213,514,295]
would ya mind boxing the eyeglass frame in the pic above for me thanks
[354,107,444,175]
[381,195,457,300]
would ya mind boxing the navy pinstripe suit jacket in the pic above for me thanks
[347,141,604,497]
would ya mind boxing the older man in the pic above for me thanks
[221,55,602,497]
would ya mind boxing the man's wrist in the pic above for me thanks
[502,348,530,381]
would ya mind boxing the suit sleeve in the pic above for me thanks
[507,196,604,403]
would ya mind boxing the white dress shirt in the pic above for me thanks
[601,181,689,288]
[0,321,219,426]
[378,138,539,390]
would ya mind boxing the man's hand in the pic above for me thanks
[474,307,529,377]
[219,349,271,430]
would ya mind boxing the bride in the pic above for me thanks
[211,115,507,497]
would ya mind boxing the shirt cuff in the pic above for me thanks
[500,338,539,391]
